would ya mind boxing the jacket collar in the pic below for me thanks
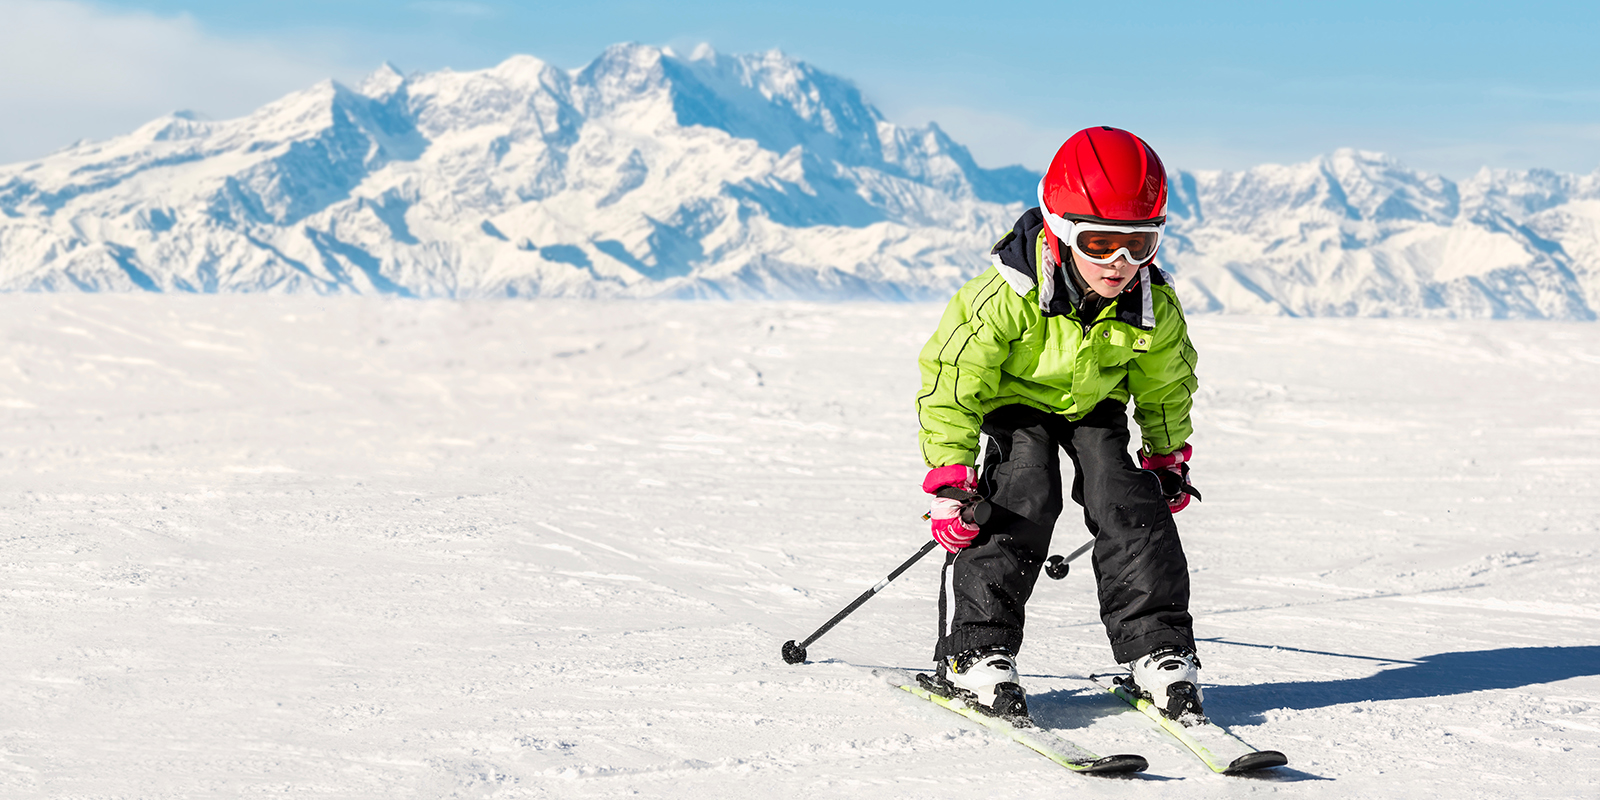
[989,207,1158,330]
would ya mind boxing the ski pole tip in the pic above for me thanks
[781,640,807,664]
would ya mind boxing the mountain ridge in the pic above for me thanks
[1,43,1597,317]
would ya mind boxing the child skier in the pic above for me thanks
[917,126,1202,722]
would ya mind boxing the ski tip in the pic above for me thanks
[1224,750,1288,773]
[876,668,917,689]
[1081,754,1149,774]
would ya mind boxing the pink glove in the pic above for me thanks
[924,465,980,553]
[1141,444,1198,513]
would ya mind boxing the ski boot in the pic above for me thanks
[1127,646,1205,723]
[921,646,1029,721]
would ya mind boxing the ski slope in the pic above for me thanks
[1,296,1596,798]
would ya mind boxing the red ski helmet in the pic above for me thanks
[1039,126,1168,265]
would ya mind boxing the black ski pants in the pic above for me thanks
[934,400,1194,665]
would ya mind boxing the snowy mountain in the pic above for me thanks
[0,44,1032,301]
[1166,152,1600,318]
[1,43,1598,317]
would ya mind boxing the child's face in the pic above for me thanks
[1071,250,1140,298]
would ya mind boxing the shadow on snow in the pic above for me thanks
[1200,645,1600,723]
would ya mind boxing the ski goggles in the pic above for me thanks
[1061,221,1164,266]
[1039,185,1164,266]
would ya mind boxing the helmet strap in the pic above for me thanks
[1063,249,1091,296]
[1042,229,1087,294]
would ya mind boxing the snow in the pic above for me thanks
[2,295,1597,798]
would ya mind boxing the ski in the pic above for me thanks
[878,669,1148,775]
[1089,672,1287,774]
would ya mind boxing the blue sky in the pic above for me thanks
[2,0,1597,178]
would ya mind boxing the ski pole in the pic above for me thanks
[781,539,937,664]
[781,488,989,665]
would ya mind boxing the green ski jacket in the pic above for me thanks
[916,209,1198,468]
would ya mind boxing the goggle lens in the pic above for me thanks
[1075,229,1159,261]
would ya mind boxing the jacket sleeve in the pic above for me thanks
[916,271,1021,468]
[1126,288,1199,456]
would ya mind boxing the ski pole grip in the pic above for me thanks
[933,486,992,526]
